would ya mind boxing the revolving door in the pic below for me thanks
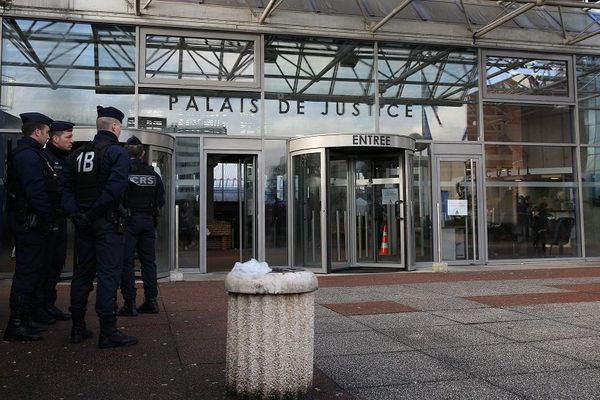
[289,134,416,273]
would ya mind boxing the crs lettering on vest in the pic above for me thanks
[129,175,156,186]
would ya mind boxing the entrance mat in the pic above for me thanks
[549,283,600,293]
[322,301,418,316]
[465,292,600,307]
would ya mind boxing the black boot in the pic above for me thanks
[137,298,159,314]
[46,304,71,321]
[3,309,42,342]
[31,306,56,325]
[117,299,138,317]
[98,316,138,349]
[70,319,93,344]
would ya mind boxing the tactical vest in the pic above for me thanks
[44,148,66,209]
[4,142,55,213]
[73,140,111,205]
[126,162,158,213]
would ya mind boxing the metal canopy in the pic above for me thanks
[147,0,600,46]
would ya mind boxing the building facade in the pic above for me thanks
[1,0,600,276]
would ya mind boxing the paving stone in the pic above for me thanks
[315,351,467,388]
[507,302,600,318]
[530,336,600,366]
[314,315,372,333]
[473,319,598,342]
[381,324,510,349]
[352,379,523,400]
[315,330,412,357]
[424,343,588,376]
[352,311,458,330]
[487,368,600,399]
[431,308,538,324]
[323,300,417,315]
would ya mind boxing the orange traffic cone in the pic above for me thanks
[378,224,389,256]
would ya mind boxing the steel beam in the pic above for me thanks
[143,0,153,9]
[473,1,541,39]
[567,28,600,45]
[258,0,283,25]
[369,0,413,33]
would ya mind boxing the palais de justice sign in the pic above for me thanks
[168,95,415,118]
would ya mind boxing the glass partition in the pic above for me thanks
[264,140,288,266]
[1,18,135,128]
[483,103,573,143]
[151,148,173,276]
[485,144,578,259]
[140,29,259,89]
[485,54,570,99]
[175,137,200,268]
[377,44,478,140]
[264,36,375,136]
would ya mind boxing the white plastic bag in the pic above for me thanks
[231,258,271,276]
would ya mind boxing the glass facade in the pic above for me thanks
[3,13,600,272]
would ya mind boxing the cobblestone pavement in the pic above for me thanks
[3,265,600,399]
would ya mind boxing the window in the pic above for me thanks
[483,52,573,102]
[140,29,260,90]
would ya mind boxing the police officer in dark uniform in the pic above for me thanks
[3,112,54,342]
[39,121,74,322]
[62,106,137,348]
[118,136,165,316]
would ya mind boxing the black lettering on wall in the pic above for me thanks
[279,100,290,114]
[206,96,213,112]
[321,102,329,115]
[336,102,345,116]
[169,95,178,111]
[352,103,360,116]
[297,101,305,115]
[405,105,413,118]
[220,97,233,112]
[185,96,199,111]
[250,99,259,113]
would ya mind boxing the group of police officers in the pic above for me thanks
[4,106,165,349]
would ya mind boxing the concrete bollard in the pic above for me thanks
[224,267,319,400]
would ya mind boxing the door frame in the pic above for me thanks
[432,147,486,266]
[200,138,263,273]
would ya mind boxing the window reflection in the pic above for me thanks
[485,55,569,98]
[264,140,288,266]
[483,103,572,143]
[486,145,578,259]
[378,44,477,140]
[144,34,256,83]
[1,18,135,127]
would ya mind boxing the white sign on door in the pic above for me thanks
[381,188,398,204]
[447,199,468,216]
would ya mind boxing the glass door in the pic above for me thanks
[354,157,404,266]
[148,147,173,277]
[329,157,349,268]
[434,157,482,264]
[206,154,257,273]
[291,150,327,272]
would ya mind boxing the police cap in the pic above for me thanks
[126,136,143,146]
[20,112,53,126]
[96,106,124,123]
[49,121,75,134]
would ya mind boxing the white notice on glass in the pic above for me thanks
[381,188,398,204]
[447,199,468,216]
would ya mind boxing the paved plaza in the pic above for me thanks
[3,264,600,399]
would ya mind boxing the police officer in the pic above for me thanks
[118,136,165,316]
[3,112,54,342]
[38,121,75,322]
[62,106,137,348]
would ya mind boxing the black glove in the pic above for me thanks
[70,213,91,230]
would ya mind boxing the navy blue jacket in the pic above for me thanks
[129,158,166,212]
[44,142,68,213]
[9,136,53,222]
[61,131,130,218]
